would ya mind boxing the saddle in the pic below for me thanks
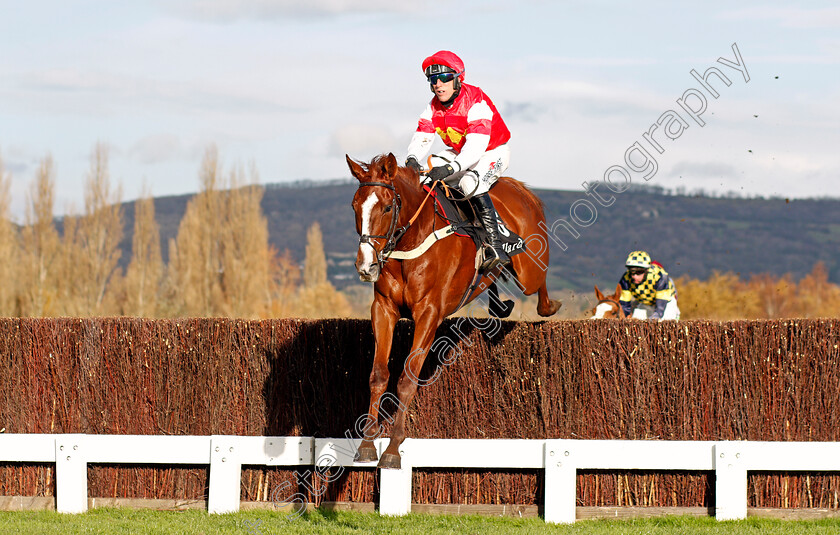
[423,183,523,319]
[422,183,527,259]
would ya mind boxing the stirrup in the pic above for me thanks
[479,245,509,272]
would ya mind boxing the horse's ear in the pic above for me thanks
[346,155,366,182]
[383,153,398,179]
[614,283,623,298]
[594,285,605,301]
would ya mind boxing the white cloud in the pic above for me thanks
[722,6,840,29]
[162,0,441,21]
[129,134,184,164]
[328,125,398,158]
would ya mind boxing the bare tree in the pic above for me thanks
[218,163,274,318]
[0,151,20,315]
[19,156,61,316]
[122,185,163,317]
[292,222,352,318]
[63,143,124,315]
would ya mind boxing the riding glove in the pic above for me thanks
[427,163,457,181]
[405,157,423,173]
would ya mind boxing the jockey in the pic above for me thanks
[619,251,681,321]
[405,50,512,272]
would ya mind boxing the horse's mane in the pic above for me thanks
[499,176,546,212]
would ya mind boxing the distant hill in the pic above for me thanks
[115,180,840,295]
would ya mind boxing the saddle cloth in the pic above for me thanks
[422,183,527,258]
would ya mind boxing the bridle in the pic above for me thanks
[356,182,404,268]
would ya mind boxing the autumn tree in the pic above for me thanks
[19,156,61,316]
[676,264,840,320]
[122,186,163,317]
[167,146,278,317]
[62,143,124,315]
[290,222,352,318]
[217,164,276,318]
[0,151,19,315]
[268,248,301,317]
[167,147,225,316]
[793,262,840,318]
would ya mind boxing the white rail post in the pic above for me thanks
[543,439,577,524]
[714,441,747,521]
[208,436,242,514]
[55,434,87,513]
[378,440,412,516]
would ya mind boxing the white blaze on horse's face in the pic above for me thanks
[591,302,614,319]
[356,190,381,282]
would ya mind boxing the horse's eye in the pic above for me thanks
[383,206,391,213]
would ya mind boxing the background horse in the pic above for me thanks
[347,152,561,468]
[591,284,626,319]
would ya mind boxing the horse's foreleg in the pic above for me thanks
[378,310,441,469]
[355,298,398,463]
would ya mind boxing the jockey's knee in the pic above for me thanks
[458,170,485,198]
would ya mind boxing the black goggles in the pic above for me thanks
[427,72,456,85]
[628,268,647,276]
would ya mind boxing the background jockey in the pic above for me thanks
[619,250,681,321]
[405,50,511,272]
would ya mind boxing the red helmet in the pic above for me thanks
[422,50,465,82]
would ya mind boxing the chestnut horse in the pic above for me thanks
[347,153,561,469]
[590,284,626,319]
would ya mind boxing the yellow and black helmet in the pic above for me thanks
[625,250,652,270]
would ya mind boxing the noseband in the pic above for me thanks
[357,182,404,267]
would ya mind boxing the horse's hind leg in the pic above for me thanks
[536,283,562,317]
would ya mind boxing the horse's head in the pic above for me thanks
[347,153,402,282]
[590,283,625,319]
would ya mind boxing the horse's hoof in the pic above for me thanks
[377,452,401,470]
[538,299,562,317]
[354,445,379,463]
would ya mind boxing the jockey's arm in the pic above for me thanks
[650,299,667,320]
[650,273,673,320]
[453,132,490,172]
[618,279,634,316]
[406,131,435,165]
[406,104,435,166]
[453,100,494,171]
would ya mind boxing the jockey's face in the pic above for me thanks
[629,268,647,284]
[431,76,456,103]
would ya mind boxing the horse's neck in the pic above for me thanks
[395,175,436,235]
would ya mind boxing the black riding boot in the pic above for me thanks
[470,193,510,272]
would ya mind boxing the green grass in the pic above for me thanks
[1,509,840,535]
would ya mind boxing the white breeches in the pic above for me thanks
[630,299,681,321]
[429,144,510,198]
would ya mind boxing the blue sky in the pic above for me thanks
[1,0,838,219]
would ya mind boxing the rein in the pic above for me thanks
[357,178,441,268]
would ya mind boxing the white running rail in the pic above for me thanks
[2,435,840,523]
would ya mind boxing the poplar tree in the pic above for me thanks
[167,147,225,316]
[123,188,163,317]
[292,222,352,318]
[219,164,274,318]
[19,156,60,316]
[0,152,19,316]
[70,143,124,315]
[168,147,277,317]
